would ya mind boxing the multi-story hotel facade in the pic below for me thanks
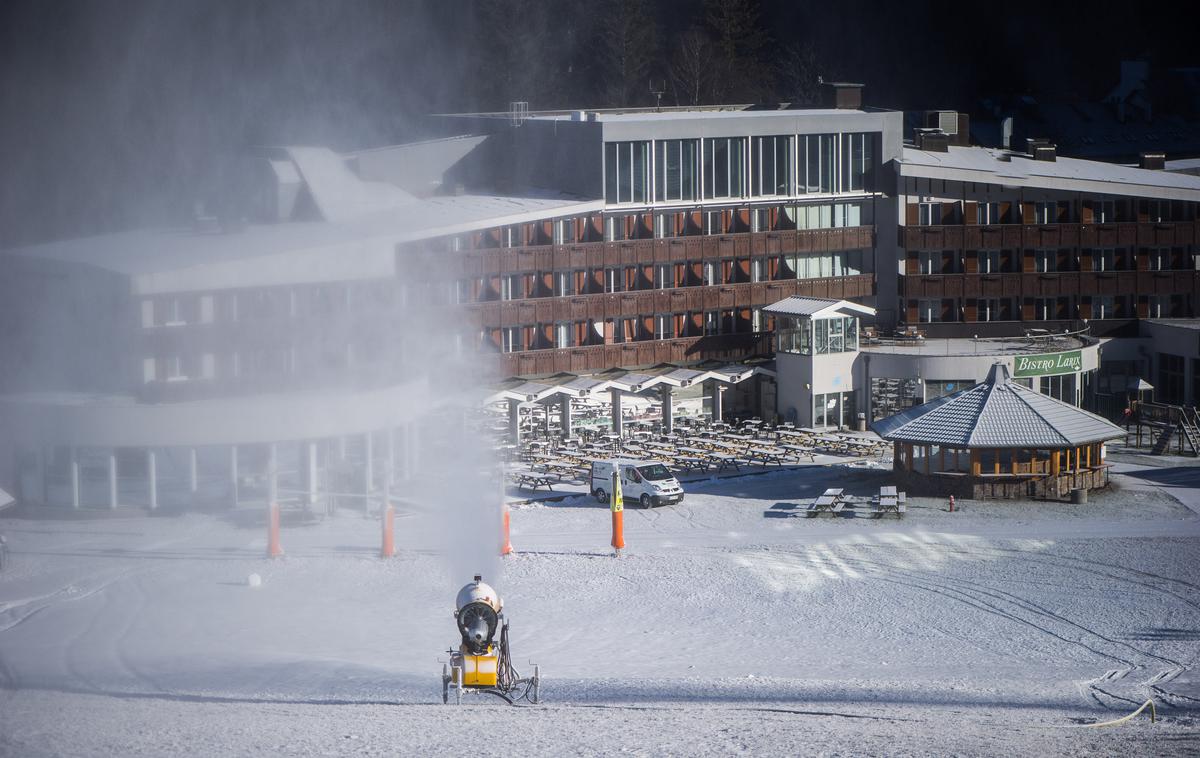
[2,85,1199,508]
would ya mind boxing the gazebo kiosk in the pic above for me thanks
[873,363,1124,500]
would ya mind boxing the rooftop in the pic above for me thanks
[872,363,1124,448]
[862,334,1093,358]
[900,145,1200,202]
[765,297,876,320]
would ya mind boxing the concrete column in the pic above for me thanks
[70,447,80,509]
[660,386,674,434]
[230,445,239,506]
[338,436,348,460]
[147,450,158,510]
[542,404,551,435]
[267,443,278,506]
[108,451,118,510]
[610,389,623,437]
[709,382,724,423]
[508,399,521,445]
[306,441,318,506]
[188,448,198,493]
[364,432,374,497]
[561,396,573,438]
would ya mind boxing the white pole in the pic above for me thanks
[108,451,118,510]
[70,447,80,509]
[147,450,158,510]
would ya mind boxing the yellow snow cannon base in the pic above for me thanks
[461,651,498,687]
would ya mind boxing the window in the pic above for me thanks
[978,202,1001,225]
[553,219,573,245]
[840,133,873,192]
[554,321,573,349]
[605,267,624,293]
[799,133,836,193]
[919,251,940,274]
[501,327,521,353]
[1033,202,1058,224]
[703,137,746,199]
[1145,200,1170,222]
[653,264,672,290]
[1149,295,1170,318]
[750,258,767,283]
[500,274,522,301]
[653,139,699,202]
[704,311,719,335]
[918,202,941,226]
[703,262,717,286]
[1034,298,1054,320]
[654,314,672,340]
[978,249,1001,273]
[165,355,184,381]
[750,135,792,196]
[554,272,575,297]
[1148,248,1171,271]
[1091,248,1116,271]
[1094,200,1116,223]
[604,141,651,204]
[918,299,937,323]
[1035,249,1057,273]
[794,203,833,229]
[1093,295,1115,319]
[833,202,861,227]
[978,299,1001,322]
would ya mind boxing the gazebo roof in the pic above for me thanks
[872,363,1125,448]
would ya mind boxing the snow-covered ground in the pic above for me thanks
[1,457,1198,756]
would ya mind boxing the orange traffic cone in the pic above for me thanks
[267,502,284,558]
[501,505,514,556]
[380,503,395,558]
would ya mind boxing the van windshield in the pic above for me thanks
[638,464,672,481]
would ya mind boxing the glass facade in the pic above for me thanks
[777,315,859,355]
[604,141,650,204]
[654,139,699,202]
[703,137,747,199]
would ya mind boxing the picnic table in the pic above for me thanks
[746,447,787,467]
[511,470,559,491]
[873,486,906,517]
[674,456,710,473]
[780,444,816,462]
[710,453,741,472]
[808,488,845,516]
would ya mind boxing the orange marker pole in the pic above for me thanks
[610,471,625,554]
[501,504,514,556]
[267,502,283,558]
[380,502,395,558]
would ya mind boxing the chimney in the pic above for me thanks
[1139,151,1165,170]
[1026,138,1056,161]
[823,82,864,110]
[1001,116,1013,150]
[914,128,949,152]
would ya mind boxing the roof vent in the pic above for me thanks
[914,128,949,152]
[1139,151,1165,170]
[925,110,958,135]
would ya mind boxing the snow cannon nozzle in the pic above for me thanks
[443,575,540,705]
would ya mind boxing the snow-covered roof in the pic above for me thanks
[2,193,602,294]
[483,363,775,404]
[900,145,1200,202]
[284,146,417,221]
[765,297,876,319]
[872,363,1124,448]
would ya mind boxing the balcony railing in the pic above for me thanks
[900,221,1199,252]
[901,270,1200,300]
[495,332,775,377]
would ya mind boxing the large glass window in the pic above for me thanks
[800,133,836,193]
[654,139,699,202]
[604,141,650,204]
[703,137,746,199]
[750,135,792,196]
[840,133,873,192]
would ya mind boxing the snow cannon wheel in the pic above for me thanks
[441,663,450,704]
[595,489,608,505]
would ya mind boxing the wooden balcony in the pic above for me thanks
[454,227,876,276]
[901,270,1200,300]
[899,221,1199,252]
[495,332,775,377]
[465,275,874,329]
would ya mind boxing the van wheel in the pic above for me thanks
[595,489,608,504]
[640,493,652,509]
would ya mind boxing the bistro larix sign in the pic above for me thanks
[1013,350,1082,378]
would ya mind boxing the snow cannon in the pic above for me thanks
[442,575,539,705]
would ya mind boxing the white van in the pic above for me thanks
[590,459,684,508]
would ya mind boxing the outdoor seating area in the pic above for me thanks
[804,485,906,518]
[481,400,891,494]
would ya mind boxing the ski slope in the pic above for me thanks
[1,460,1198,755]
